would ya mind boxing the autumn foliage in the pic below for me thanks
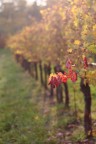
[7,0,96,86]
[7,0,96,80]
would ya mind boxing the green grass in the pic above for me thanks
[0,49,48,144]
[0,48,96,143]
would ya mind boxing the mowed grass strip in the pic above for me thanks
[0,49,48,144]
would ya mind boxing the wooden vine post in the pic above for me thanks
[34,61,38,80]
[44,64,48,89]
[56,84,63,103]
[73,84,77,118]
[80,75,92,138]
[39,60,44,85]
[64,82,69,107]
[54,64,63,104]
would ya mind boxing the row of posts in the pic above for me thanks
[15,53,69,107]
[15,53,93,138]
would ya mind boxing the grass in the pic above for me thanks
[0,49,48,144]
[0,48,96,143]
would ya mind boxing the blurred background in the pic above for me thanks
[0,0,46,35]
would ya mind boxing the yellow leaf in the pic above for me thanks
[35,116,39,120]
[74,40,81,45]
[15,50,22,54]
[93,24,96,31]
[67,48,73,53]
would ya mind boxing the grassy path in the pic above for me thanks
[0,49,50,144]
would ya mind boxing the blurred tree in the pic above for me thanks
[0,0,43,36]
[46,0,58,7]
[27,2,42,21]
[15,0,27,11]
